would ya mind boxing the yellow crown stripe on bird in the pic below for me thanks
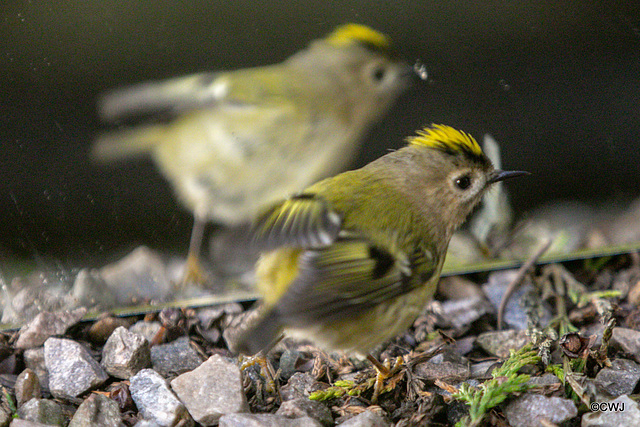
[407,124,484,158]
[326,23,392,51]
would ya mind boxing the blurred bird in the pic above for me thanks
[92,23,416,283]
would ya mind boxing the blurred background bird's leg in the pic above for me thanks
[181,214,208,286]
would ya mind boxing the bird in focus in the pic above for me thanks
[91,23,416,283]
[235,124,528,357]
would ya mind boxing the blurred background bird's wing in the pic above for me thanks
[274,236,437,325]
[252,194,342,250]
[98,72,225,123]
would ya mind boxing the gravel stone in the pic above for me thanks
[219,413,322,427]
[44,338,109,399]
[280,373,323,401]
[337,410,390,427]
[476,329,530,358]
[15,308,87,349]
[594,358,640,398]
[23,349,48,391]
[276,398,333,426]
[582,395,640,426]
[171,354,248,425]
[482,270,553,330]
[68,393,122,427]
[129,320,163,344]
[611,327,640,363]
[16,398,64,426]
[129,369,191,427]
[503,393,577,427]
[101,326,151,379]
[14,369,41,408]
[150,336,203,378]
[414,350,470,382]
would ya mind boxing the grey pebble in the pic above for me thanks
[23,348,48,391]
[14,369,41,408]
[129,320,163,344]
[101,326,151,379]
[15,308,87,349]
[130,369,192,427]
[150,336,203,378]
[44,338,109,399]
[337,410,390,427]
[219,414,322,427]
[68,393,121,427]
[594,358,640,398]
[611,327,640,363]
[582,395,640,427]
[476,329,530,358]
[170,355,248,426]
[16,398,64,426]
[276,398,333,427]
[503,393,577,427]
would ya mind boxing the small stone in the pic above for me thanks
[611,327,640,363]
[171,355,248,425]
[23,348,48,391]
[10,421,58,427]
[15,308,87,349]
[219,413,322,427]
[71,268,117,311]
[102,326,151,379]
[280,373,323,401]
[68,393,121,427]
[130,369,191,427]
[130,320,163,344]
[99,246,172,305]
[503,393,577,427]
[337,410,390,427]
[16,398,64,426]
[44,338,109,399]
[437,296,494,330]
[470,360,499,379]
[276,398,333,426]
[483,270,553,330]
[150,336,203,378]
[14,369,41,407]
[476,329,530,358]
[438,276,485,301]
[527,373,562,388]
[88,315,133,344]
[582,395,640,426]
[414,350,470,382]
[594,358,640,398]
[279,350,313,381]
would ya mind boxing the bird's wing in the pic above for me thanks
[98,72,231,122]
[274,234,438,325]
[251,194,343,250]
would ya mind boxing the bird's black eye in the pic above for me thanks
[371,66,386,82]
[454,175,472,190]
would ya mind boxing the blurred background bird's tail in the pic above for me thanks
[91,124,164,162]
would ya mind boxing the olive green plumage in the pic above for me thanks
[92,23,413,226]
[236,124,527,355]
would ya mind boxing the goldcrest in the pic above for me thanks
[235,124,527,355]
[92,24,415,277]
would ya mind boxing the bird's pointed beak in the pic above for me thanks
[488,169,530,184]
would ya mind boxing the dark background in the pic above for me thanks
[2,0,640,268]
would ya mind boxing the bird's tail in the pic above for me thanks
[232,308,283,356]
[91,124,165,162]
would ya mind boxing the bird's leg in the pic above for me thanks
[367,354,404,403]
[181,215,208,286]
